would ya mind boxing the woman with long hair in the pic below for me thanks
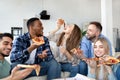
[87,38,116,80]
[47,19,82,77]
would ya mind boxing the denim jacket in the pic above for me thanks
[10,32,53,64]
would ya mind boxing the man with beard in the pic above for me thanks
[78,21,112,76]
[0,33,33,79]
[10,17,61,80]
[0,33,13,78]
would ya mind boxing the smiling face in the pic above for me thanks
[30,20,44,37]
[94,40,105,57]
[94,38,110,57]
[86,24,100,41]
[0,37,13,57]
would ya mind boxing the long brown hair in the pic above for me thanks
[57,24,82,53]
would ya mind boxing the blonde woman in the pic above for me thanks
[86,38,116,80]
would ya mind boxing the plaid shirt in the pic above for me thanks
[10,32,53,64]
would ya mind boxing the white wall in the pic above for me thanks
[0,0,101,35]
[0,0,120,41]
[0,0,42,33]
[113,0,120,28]
[0,0,101,63]
[1,0,120,61]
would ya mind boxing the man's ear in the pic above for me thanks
[29,26,33,31]
[96,29,100,37]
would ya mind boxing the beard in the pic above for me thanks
[86,35,96,41]
[36,33,43,37]
[0,53,9,57]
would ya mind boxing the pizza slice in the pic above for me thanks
[35,65,41,76]
[32,37,45,45]
[17,64,41,76]
[91,57,99,61]
[105,56,120,65]
[70,48,77,53]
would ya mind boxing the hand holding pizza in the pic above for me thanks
[86,58,97,69]
[56,18,64,28]
[9,65,34,80]
[99,55,120,65]
[70,48,78,54]
[70,48,84,59]
[32,36,45,46]
[17,64,41,76]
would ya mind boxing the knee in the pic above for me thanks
[71,65,79,73]
[79,61,88,76]
[49,59,61,70]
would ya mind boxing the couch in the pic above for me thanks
[25,72,70,80]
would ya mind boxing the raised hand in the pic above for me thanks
[70,48,85,59]
[56,18,64,28]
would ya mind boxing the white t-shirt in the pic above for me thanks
[25,40,37,64]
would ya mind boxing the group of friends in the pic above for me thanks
[0,17,120,80]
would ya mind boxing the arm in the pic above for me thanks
[87,66,96,79]
[86,59,97,79]
[37,37,54,59]
[49,25,61,35]
[49,18,64,35]
[10,36,40,63]
[80,37,91,58]
[66,51,80,64]
[10,37,30,63]
[47,33,61,43]
[59,47,73,61]
[64,50,73,61]
[47,19,64,42]
[2,66,33,80]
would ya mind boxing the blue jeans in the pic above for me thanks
[11,58,61,80]
[79,60,88,76]
[60,62,79,77]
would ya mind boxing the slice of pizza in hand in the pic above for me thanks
[32,37,45,45]
[104,56,120,65]
[70,48,77,53]
[90,57,99,61]
[35,65,41,76]
[17,64,41,76]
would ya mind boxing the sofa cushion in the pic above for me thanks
[25,72,70,80]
